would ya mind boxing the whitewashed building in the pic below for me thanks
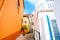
[34,0,60,40]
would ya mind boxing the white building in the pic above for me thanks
[34,0,60,40]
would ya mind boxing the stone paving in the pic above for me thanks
[16,33,34,40]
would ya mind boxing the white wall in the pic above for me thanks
[54,0,60,33]
[38,12,55,40]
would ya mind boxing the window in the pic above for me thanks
[51,20,60,40]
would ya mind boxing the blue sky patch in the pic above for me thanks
[24,0,35,14]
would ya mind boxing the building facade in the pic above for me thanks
[0,0,24,40]
[34,0,60,40]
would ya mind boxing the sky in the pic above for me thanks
[24,0,54,14]
[24,0,37,14]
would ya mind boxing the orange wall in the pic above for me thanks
[0,0,3,9]
[0,0,23,39]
